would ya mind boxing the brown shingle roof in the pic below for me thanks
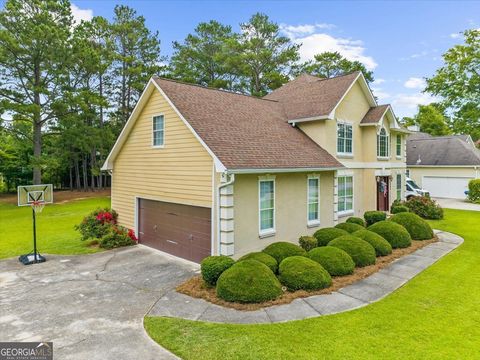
[361,104,390,124]
[263,72,361,120]
[153,77,343,170]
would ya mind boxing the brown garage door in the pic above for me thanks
[138,199,211,263]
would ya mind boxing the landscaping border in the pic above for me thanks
[147,230,463,324]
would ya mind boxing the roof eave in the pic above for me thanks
[227,166,344,174]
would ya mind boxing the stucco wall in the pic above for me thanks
[232,172,335,257]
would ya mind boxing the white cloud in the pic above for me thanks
[371,87,390,101]
[374,78,385,85]
[280,23,335,38]
[392,93,438,110]
[450,32,461,39]
[404,77,426,89]
[293,33,377,70]
[71,3,93,25]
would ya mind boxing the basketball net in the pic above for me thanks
[31,200,45,213]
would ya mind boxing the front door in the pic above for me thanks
[376,176,390,212]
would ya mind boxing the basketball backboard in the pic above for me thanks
[17,184,53,206]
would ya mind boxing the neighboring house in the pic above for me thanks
[102,71,408,263]
[407,132,480,198]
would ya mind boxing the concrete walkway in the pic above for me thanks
[433,197,480,211]
[149,230,463,324]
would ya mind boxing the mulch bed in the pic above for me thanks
[177,237,438,311]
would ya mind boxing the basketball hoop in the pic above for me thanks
[31,200,45,213]
[17,184,53,265]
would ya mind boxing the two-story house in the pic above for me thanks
[102,71,408,263]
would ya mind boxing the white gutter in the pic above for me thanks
[216,173,235,255]
[287,115,331,124]
[228,167,343,174]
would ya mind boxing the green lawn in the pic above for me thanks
[0,196,110,259]
[145,209,480,360]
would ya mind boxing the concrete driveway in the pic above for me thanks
[0,246,199,359]
[433,197,480,211]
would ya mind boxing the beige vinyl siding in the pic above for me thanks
[112,90,213,229]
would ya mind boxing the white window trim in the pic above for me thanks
[377,127,390,160]
[336,120,354,157]
[396,134,402,159]
[258,176,276,237]
[338,174,354,217]
[307,175,320,227]
[152,114,165,148]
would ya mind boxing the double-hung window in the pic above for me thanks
[377,128,389,158]
[396,134,402,158]
[259,179,275,235]
[152,115,165,147]
[337,122,353,155]
[396,173,402,200]
[338,175,354,215]
[307,176,320,226]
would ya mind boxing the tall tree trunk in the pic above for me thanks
[82,156,88,191]
[74,158,81,189]
[90,147,96,191]
[69,164,73,190]
[32,61,42,185]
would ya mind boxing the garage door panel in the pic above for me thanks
[422,176,473,199]
[138,198,211,263]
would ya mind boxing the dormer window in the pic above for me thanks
[337,122,353,156]
[377,128,389,158]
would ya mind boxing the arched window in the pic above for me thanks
[377,128,389,158]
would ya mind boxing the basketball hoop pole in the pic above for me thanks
[32,206,38,263]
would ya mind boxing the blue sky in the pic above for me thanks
[64,1,480,117]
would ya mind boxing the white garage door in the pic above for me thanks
[422,176,473,199]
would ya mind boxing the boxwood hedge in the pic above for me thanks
[238,252,278,273]
[352,229,392,256]
[328,235,376,267]
[335,222,365,233]
[216,260,283,303]
[278,256,332,291]
[200,255,235,286]
[389,212,434,240]
[313,227,349,246]
[368,220,412,248]
[262,242,307,263]
[346,217,366,227]
[308,246,355,276]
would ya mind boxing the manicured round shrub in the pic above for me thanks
[216,260,282,303]
[298,235,318,252]
[391,205,409,214]
[201,255,235,286]
[364,210,387,226]
[308,246,355,276]
[368,220,412,248]
[405,196,443,220]
[352,229,392,256]
[238,252,278,273]
[346,216,366,227]
[278,256,332,291]
[389,212,434,240]
[328,235,376,267]
[335,222,364,233]
[468,178,480,202]
[313,227,349,246]
[262,242,307,264]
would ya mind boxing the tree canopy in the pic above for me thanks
[402,104,451,136]
[425,29,480,140]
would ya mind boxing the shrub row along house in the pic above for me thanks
[102,71,409,263]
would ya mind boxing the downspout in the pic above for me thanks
[216,173,235,255]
